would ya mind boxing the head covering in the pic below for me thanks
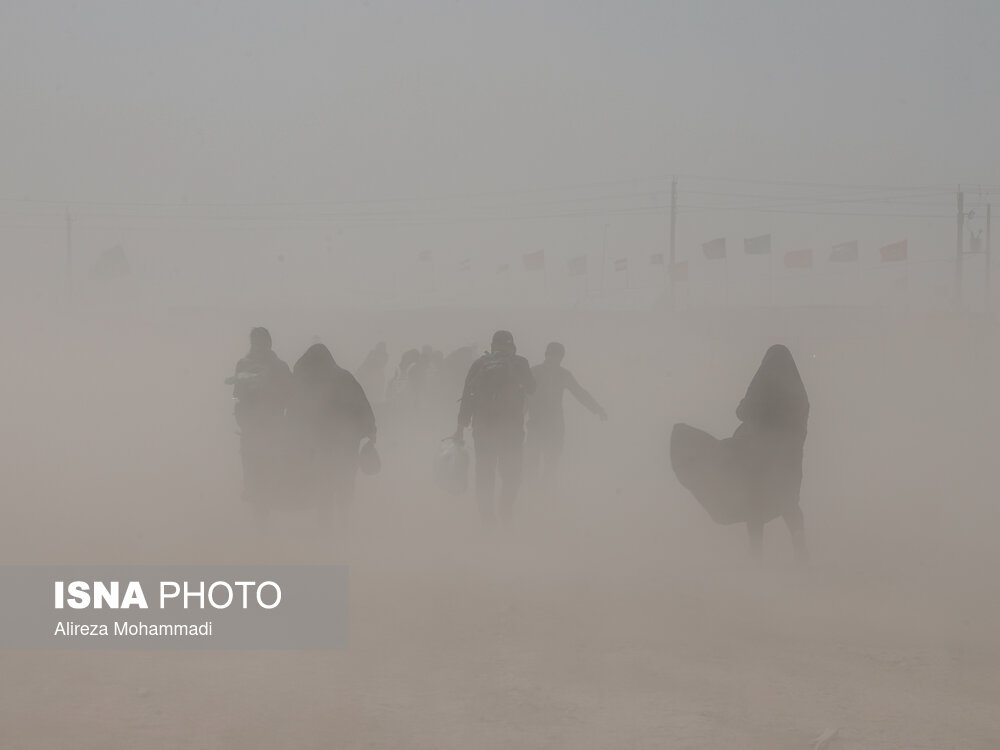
[759,345,804,390]
[293,343,338,382]
[545,341,565,359]
[491,330,515,351]
[739,344,809,433]
[249,327,272,351]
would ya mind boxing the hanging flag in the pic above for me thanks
[830,241,859,262]
[783,248,813,270]
[614,257,628,272]
[649,253,664,265]
[669,260,689,282]
[457,258,471,272]
[496,263,509,274]
[880,239,908,263]
[522,250,545,271]
[702,238,726,260]
[418,250,432,262]
[744,234,772,255]
[567,254,587,277]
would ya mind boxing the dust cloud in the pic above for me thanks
[1,300,999,749]
[2,2,1000,748]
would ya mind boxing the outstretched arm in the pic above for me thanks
[566,372,606,420]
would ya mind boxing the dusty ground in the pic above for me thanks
[1,304,998,749]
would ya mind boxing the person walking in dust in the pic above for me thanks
[227,327,291,509]
[734,344,809,562]
[671,344,809,563]
[453,330,535,526]
[288,343,377,517]
[525,342,607,483]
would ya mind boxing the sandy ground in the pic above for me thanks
[1,304,999,749]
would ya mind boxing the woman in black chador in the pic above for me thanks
[734,344,809,561]
[288,343,377,513]
[671,344,809,562]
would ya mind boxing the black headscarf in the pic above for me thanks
[293,343,339,382]
[291,343,376,442]
[736,344,809,436]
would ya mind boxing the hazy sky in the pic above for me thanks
[1,1,998,307]
[3,0,997,202]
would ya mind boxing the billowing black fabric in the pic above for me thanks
[671,345,808,526]
[670,424,750,525]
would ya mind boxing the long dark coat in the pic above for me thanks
[671,345,809,525]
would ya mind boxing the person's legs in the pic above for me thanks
[783,504,807,564]
[523,426,542,487]
[474,431,499,525]
[542,427,565,482]
[240,431,263,503]
[497,430,524,524]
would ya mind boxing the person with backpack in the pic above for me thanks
[525,342,607,482]
[227,327,291,508]
[453,330,535,525]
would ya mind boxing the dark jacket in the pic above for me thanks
[231,349,291,430]
[458,351,535,432]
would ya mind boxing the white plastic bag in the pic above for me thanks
[434,438,469,495]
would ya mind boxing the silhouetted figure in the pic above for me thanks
[526,342,607,481]
[289,343,377,513]
[407,345,433,406]
[356,341,389,403]
[735,344,809,561]
[670,344,809,563]
[454,330,535,525]
[386,348,420,404]
[227,327,291,507]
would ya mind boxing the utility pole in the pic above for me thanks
[65,209,73,303]
[601,223,608,294]
[668,177,677,309]
[987,203,992,313]
[956,188,964,309]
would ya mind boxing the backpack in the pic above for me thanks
[469,352,519,419]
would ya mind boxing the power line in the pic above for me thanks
[1,174,993,212]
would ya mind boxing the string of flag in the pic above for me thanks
[414,237,911,280]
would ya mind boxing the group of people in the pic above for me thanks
[230,325,811,561]
[451,331,607,525]
[228,328,377,519]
